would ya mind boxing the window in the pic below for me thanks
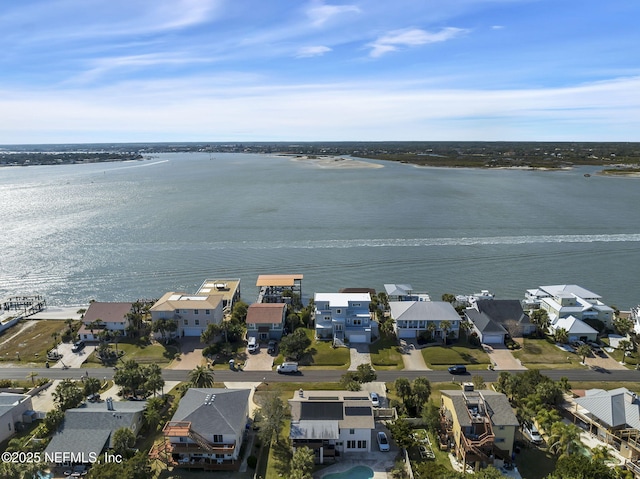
[349,429,355,435]
[205,309,210,315]
[357,440,367,449]
[336,309,342,314]
[324,316,331,322]
[195,319,200,326]
[175,309,180,314]
[495,438,505,443]
[183,319,188,325]
[353,319,362,325]
[353,303,361,307]
[194,309,199,314]
[213,435,223,443]
[347,440,356,449]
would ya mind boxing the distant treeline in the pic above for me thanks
[2,141,640,168]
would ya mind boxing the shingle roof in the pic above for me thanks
[170,388,251,437]
[442,390,519,428]
[465,310,508,334]
[245,303,286,325]
[474,300,531,326]
[83,302,133,324]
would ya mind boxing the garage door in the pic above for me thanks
[182,327,203,337]
[398,329,416,339]
[349,334,367,343]
[482,334,504,344]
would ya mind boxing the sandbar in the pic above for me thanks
[287,155,384,169]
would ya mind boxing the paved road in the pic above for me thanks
[2,366,638,383]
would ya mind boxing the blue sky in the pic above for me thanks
[1,0,639,143]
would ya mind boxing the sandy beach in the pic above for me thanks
[29,306,84,320]
[288,155,384,169]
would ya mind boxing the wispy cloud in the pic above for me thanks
[306,1,361,27]
[295,45,332,58]
[368,27,468,58]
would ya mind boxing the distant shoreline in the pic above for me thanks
[284,154,384,169]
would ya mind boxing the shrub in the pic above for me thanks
[247,455,257,469]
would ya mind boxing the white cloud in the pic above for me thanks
[491,25,505,30]
[369,27,468,57]
[306,1,361,27]
[295,45,332,58]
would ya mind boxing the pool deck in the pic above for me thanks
[315,452,394,478]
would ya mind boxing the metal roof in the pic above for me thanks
[256,274,303,287]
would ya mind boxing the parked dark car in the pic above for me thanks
[267,340,278,354]
[448,365,467,374]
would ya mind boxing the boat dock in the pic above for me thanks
[2,294,47,317]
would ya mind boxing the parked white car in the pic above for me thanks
[523,424,543,444]
[377,431,390,451]
[370,392,380,407]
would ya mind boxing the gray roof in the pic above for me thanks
[171,388,251,437]
[390,301,461,322]
[290,420,339,440]
[384,284,413,296]
[474,300,531,327]
[575,388,640,429]
[0,393,30,417]
[44,400,146,460]
[442,390,519,428]
[540,284,601,299]
[465,310,508,335]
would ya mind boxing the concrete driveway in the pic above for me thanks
[399,339,430,370]
[348,343,372,371]
[483,344,527,370]
[50,342,95,369]
[167,337,205,370]
[243,345,274,371]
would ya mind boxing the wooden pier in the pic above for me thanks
[2,295,47,317]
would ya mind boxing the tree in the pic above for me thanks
[231,300,249,323]
[387,418,416,450]
[395,377,412,402]
[613,316,634,337]
[412,377,431,414]
[111,329,122,353]
[458,320,473,339]
[356,363,377,383]
[145,363,165,397]
[287,312,301,332]
[441,293,456,304]
[472,374,486,390]
[439,320,452,344]
[421,401,441,433]
[200,322,220,345]
[554,327,569,344]
[340,372,361,391]
[548,421,583,457]
[550,454,615,479]
[576,344,592,364]
[257,394,287,445]
[530,309,550,335]
[426,322,437,341]
[26,371,38,385]
[112,427,136,457]
[83,377,101,397]
[114,360,147,398]
[52,379,83,411]
[189,365,215,388]
[289,446,315,479]
[618,339,632,364]
[152,317,177,342]
[279,328,311,360]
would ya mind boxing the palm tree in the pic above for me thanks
[576,344,592,364]
[439,320,452,345]
[618,339,632,364]
[554,327,569,344]
[458,320,473,340]
[427,322,437,341]
[26,371,38,385]
[189,365,215,388]
[548,421,582,457]
[111,330,122,353]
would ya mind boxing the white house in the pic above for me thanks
[390,301,460,340]
[0,393,34,444]
[150,292,224,337]
[79,302,133,341]
[289,390,375,464]
[525,284,613,327]
[314,293,376,343]
[549,315,599,342]
[384,284,430,302]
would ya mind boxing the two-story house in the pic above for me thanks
[314,293,376,343]
[245,303,287,341]
[289,389,375,464]
[441,387,519,471]
[465,299,535,343]
[154,388,251,471]
[0,393,34,444]
[79,302,133,341]
[390,300,460,340]
[150,292,224,338]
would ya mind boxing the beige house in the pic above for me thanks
[150,292,224,337]
[441,387,519,471]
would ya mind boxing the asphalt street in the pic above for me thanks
[1,366,638,384]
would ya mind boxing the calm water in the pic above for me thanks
[1,153,640,309]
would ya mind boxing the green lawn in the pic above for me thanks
[0,319,71,364]
[86,341,178,366]
[297,329,350,369]
[421,341,491,369]
[369,334,403,370]
[512,338,586,369]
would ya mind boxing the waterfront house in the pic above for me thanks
[256,274,303,304]
[440,387,519,471]
[45,398,145,467]
[390,300,460,340]
[154,388,251,471]
[314,293,376,343]
[150,292,224,338]
[79,302,133,341]
[196,279,241,312]
[570,388,640,471]
[465,300,535,342]
[524,284,613,327]
[0,393,34,444]
[548,315,598,342]
[384,284,431,302]
[245,303,287,341]
[289,389,375,464]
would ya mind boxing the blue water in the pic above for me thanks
[1,152,639,308]
[324,465,375,479]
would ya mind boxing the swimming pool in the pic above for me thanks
[324,465,374,479]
